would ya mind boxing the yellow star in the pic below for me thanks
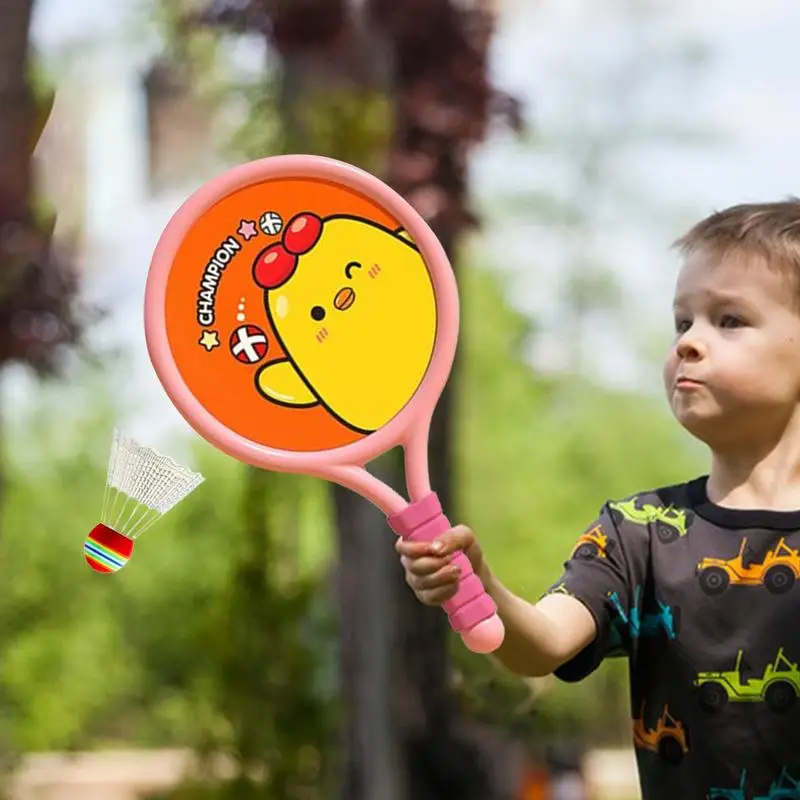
[199,330,220,351]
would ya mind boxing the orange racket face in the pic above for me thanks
[146,157,456,472]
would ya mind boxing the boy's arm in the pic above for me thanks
[484,573,597,677]
[482,503,646,681]
[399,503,641,680]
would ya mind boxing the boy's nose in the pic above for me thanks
[676,332,706,361]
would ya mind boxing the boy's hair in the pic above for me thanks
[673,198,800,296]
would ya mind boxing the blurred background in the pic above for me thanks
[1,0,798,797]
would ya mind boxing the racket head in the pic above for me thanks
[144,155,458,473]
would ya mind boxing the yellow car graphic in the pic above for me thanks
[696,537,800,596]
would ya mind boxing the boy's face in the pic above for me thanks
[664,251,800,448]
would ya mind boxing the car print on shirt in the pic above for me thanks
[696,536,800,596]
[707,769,750,800]
[708,767,800,799]
[570,523,615,560]
[760,767,800,799]
[608,586,681,648]
[608,498,694,543]
[632,703,688,766]
[695,648,800,714]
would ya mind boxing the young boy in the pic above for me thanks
[397,200,800,800]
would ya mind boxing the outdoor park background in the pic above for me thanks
[1,0,799,798]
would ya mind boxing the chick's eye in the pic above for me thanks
[311,306,326,321]
[345,261,362,280]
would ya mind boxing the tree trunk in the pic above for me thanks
[333,463,405,800]
[0,0,83,375]
[0,0,35,541]
[271,0,509,794]
[264,5,405,798]
[365,1,510,796]
[0,0,35,224]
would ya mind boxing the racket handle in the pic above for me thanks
[388,493,505,654]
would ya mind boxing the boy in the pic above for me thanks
[397,200,800,799]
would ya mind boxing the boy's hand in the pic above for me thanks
[395,525,487,606]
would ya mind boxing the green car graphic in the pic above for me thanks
[609,498,693,543]
[695,648,800,713]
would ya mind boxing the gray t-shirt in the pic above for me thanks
[545,476,800,799]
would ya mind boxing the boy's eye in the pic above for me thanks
[674,319,691,334]
[719,314,745,329]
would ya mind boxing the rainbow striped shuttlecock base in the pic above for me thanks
[84,429,204,575]
[84,523,135,573]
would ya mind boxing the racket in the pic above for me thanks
[144,154,505,653]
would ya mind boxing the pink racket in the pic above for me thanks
[143,154,504,653]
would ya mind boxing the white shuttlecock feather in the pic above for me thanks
[83,429,204,574]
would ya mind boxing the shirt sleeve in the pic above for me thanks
[541,502,649,683]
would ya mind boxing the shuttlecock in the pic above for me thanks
[84,429,204,573]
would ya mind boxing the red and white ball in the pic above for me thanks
[229,325,269,364]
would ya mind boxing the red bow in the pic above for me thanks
[252,212,323,289]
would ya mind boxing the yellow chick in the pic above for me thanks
[252,212,437,433]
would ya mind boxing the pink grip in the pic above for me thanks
[388,493,505,653]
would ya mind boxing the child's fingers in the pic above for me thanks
[414,563,461,592]
[396,525,478,608]
[395,539,434,558]
[400,554,451,577]
[395,525,475,559]
[428,525,475,557]
[418,580,460,606]
[405,562,461,606]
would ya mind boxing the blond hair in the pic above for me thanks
[674,199,800,294]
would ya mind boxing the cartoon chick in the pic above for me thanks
[251,212,437,433]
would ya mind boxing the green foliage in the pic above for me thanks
[230,80,393,173]
[185,466,337,798]
[0,363,336,769]
[448,252,705,746]
[148,0,223,93]
[148,0,393,172]
[458,259,702,596]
